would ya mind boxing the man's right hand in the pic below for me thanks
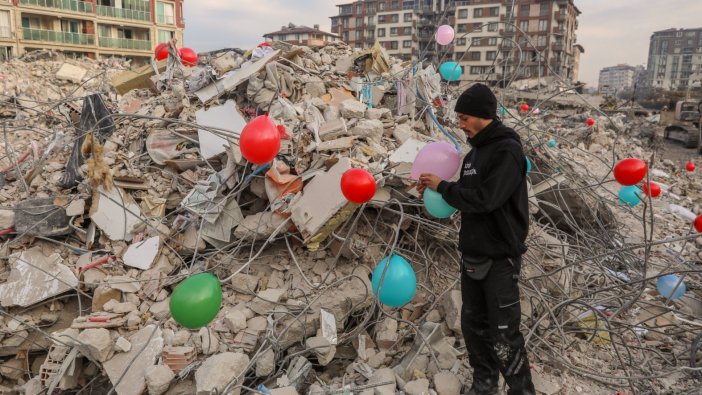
[416,182,426,197]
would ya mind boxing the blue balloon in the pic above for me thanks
[372,255,417,308]
[547,139,557,148]
[656,275,686,300]
[423,188,456,218]
[525,156,532,173]
[439,62,462,81]
[618,185,642,207]
[498,106,507,115]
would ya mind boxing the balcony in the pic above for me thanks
[22,27,94,45]
[99,37,151,51]
[97,5,151,22]
[19,0,93,14]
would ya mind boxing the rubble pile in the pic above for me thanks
[0,41,700,395]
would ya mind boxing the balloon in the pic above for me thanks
[178,47,198,67]
[586,118,595,126]
[498,106,507,115]
[372,255,417,307]
[340,168,376,204]
[239,115,281,164]
[423,188,456,218]
[656,275,686,300]
[613,158,647,186]
[618,185,642,207]
[642,182,661,198]
[547,139,557,148]
[525,156,532,173]
[169,273,222,329]
[686,161,696,172]
[439,62,462,81]
[533,108,541,115]
[155,42,169,61]
[410,141,461,180]
[435,25,455,46]
[695,214,702,233]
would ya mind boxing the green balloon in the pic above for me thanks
[423,188,457,218]
[169,273,222,329]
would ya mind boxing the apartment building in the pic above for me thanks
[330,0,582,84]
[598,64,645,96]
[0,0,184,63]
[263,23,340,47]
[647,27,702,90]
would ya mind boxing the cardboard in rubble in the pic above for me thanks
[111,59,168,95]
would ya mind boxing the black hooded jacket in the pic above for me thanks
[437,120,529,258]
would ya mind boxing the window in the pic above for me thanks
[488,37,497,45]
[390,27,398,36]
[391,0,399,9]
[390,41,398,49]
[356,17,363,26]
[474,8,483,17]
[378,28,386,37]
[357,4,362,13]
[486,51,496,60]
[457,24,467,33]
[676,31,683,37]
[342,18,349,28]
[470,51,481,60]
[487,23,498,32]
[489,7,499,17]
[355,30,362,40]
[404,13,412,22]
[506,23,515,32]
[538,35,547,46]
[156,1,175,25]
[520,5,530,16]
[457,37,466,45]
[458,9,468,19]
[402,27,412,35]
[157,29,174,43]
[455,52,464,60]
[368,16,374,25]
[379,2,385,10]
[540,2,549,16]
[520,20,529,32]
[675,40,682,46]
[473,23,482,32]
[0,11,10,38]
[403,40,412,48]
[392,14,399,23]
[472,37,481,46]
[539,20,548,32]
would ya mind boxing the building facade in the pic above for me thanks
[330,0,582,84]
[0,0,184,62]
[264,23,340,47]
[647,27,702,90]
[598,64,637,96]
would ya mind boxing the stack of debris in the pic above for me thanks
[0,40,700,395]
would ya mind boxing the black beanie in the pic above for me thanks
[454,83,497,119]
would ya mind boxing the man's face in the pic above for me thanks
[457,113,482,138]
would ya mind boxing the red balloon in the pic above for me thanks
[155,42,169,61]
[642,182,661,198]
[586,118,595,126]
[520,103,529,112]
[686,161,696,172]
[239,115,281,164]
[340,168,376,204]
[613,158,647,186]
[695,214,702,233]
[178,47,198,67]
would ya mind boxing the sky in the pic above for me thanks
[183,0,702,88]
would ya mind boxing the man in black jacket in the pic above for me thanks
[419,83,535,395]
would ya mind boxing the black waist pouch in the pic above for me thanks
[462,255,493,280]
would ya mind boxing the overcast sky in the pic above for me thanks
[183,0,702,87]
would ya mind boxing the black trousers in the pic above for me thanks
[460,256,535,395]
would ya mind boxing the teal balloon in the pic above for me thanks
[169,273,222,329]
[525,156,532,173]
[656,275,686,300]
[547,139,557,148]
[423,188,456,218]
[618,185,642,207]
[498,106,507,115]
[439,62,462,81]
[372,255,417,308]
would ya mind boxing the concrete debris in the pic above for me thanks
[0,39,698,395]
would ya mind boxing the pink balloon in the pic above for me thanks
[410,142,461,180]
[435,25,455,46]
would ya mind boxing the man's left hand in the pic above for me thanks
[419,173,442,191]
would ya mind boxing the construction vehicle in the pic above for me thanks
[662,100,702,153]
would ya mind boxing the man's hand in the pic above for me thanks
[419,173,442,191]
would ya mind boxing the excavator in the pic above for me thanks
[662,100,702,153]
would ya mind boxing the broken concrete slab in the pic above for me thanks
[0,247,79,307]
[194,352,250,395]
[78,328,113,362]
[196,49,280,103]
[340,99,367,118]
[433,371,461,395]
[123,236,161,270]
[195,100,245,159]
[56,63,87,83]
[443,290,462,333]
[145,365,175,395]
[89,186,143,241]
[249,288,285,315]
[104,325,164,395]
[305,336,336,366]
